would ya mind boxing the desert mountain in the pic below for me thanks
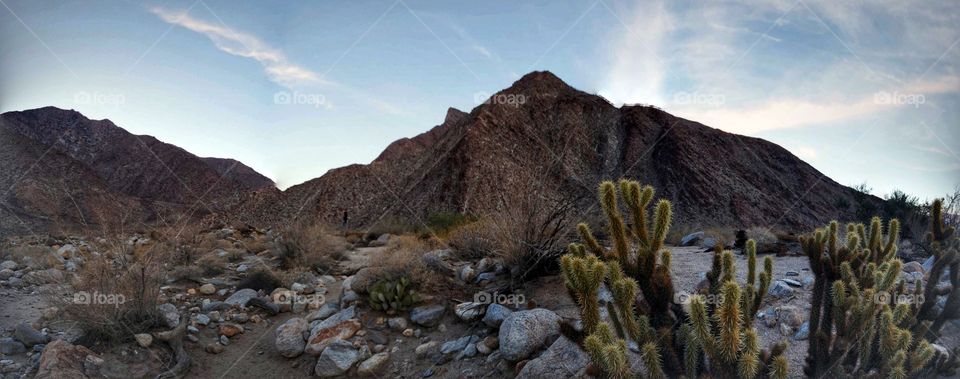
[0,107,273,235]
[238,71,869,232]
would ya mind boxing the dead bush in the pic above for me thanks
[237,267,283,292]
[273,222,346,272]
[196,254,226,276]
[52,242,165,342]
[445,219,500,260]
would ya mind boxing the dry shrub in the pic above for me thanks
[7,244,61,269]
[53,242,165,342]
[197,254,226,276]
[274,222,346,272]
[745,226,777,245]
[373,235,448,294]
[445,219,500,260]
[237,267,283,292]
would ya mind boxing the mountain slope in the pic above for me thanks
[0,107,272,235]
[239,71,868,231]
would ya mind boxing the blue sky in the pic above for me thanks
[1,0,958,200]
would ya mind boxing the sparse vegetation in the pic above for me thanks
[273,222,346,272]
[237,267,284,292]
[367,276,420,312]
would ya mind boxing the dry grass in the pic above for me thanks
[196,254,227,276]
[444,219,500,260]
[51,239,165,342]
[273,222,347,272]
[370,235,449,294]
[6,244,62,269]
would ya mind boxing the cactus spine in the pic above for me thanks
[562,180,787,378]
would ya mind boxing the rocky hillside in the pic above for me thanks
[239,71,871,231]
[0,107,273,235]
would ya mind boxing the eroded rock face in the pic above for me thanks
[498,308,561,361]
[35,339,98,379]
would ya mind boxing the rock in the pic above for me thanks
[199,284,216,295]
[225,288,258,306]
[291,282,307,293]
[237,264,249,273]
[476,341,492,355]
[904,271,923,284]
[314,338,361,377]
[357,352,390,376]
[700,237,718,248]
[201,301,231,312]
[760,307,778,328]
[903,261,924,273]
[776,306,804,327]
[441,335,475,355]
[516,336,590,379]
[305,319,362,356]
[188,326,200,334]
[368,234,391,247]
[35,339,97,379]
[134,333,153,348]
[312,305,357,331]
[275,318,309,358]
[14,322,47,346]
[387,317,408,331]
[0,338,26,355]
[768,281,794,298]
[23,269,64,285]
[922,256,935,272]
[8,276,23,287]
[410,304,445,327]
[83,355,104,377]
[476,258,496,273]
[41,306,59,320]
[483,336,499,350]
[781,278,802,287]
[157,303,180,328]
[455,302,485,321]
[476,272,497,283]
[196,314,211,326]
[802,276,815,290]
[460,341,479,359]
[459,265,477,283]
[205,343,224,354]
[415,341,440,360]
[0,260,16,270]
[219,335,230,346]
[57,244,79,259]
[308,303,340,322]
[248,297,280,315]
[785,271,799,276]
[0,269,14,280]
[793,321,810,340]
[779,323,794,337]
[232,313,250,323]
[499,308,561,361]
[208,311,222,322]
[402,328,414,337]
[483,303,513,328]
[680,231,705,246]
[219,323,244,338]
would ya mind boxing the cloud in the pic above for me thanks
[597,0,671,106]
[149,6,328,89]
[791,146,818,160]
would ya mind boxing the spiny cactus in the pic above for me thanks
[561,179,787,378]
[916,198,960,339]
[802,216,941,378]
[367,276,420,313]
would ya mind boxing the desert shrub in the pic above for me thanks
[365,217,419,238]
[273,222,345,272]
[745,226,777,245]
[196,254,226,276]
[884,189,928,239]
[222,248,246,263]
[237,267,284,292]
[167,265,202,282]
[852,182,879,222]
[425,211,474,237]
[445,218,500,260]
[53,245,164,342]
[7,244,61,269]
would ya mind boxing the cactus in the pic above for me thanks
[802,214,944,378]
[916,198,960,339]
[563,180,787,378]
[367,276,420,312]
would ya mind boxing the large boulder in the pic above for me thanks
[498,308,561,361]
[680,231,705,246]
[482,303,513,328]
[311,305,357,332]
[35,339,98,379]
[14,322,48,346]
[314,338,361,377]
[157,303,180,328]
[347,267,384,294]
[305,319,362,356]
[275,317,309,358]
[516,336,590,378]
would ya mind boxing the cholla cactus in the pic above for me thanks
[916,199,960,339]
[802,216,939,378]
[367,276,420,312]
[562,179,787,378]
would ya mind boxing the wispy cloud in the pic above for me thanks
[149,6,328,89]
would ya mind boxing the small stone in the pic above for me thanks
[793,321,810,340]
[157,303,180,328]
[232,313,250,323]
[476,341,491,355]
[459,265,477,283]
[415,341,440,359]
[275,318,308,358]
[14,322,47,346]
[0,338,27,355]
[199,283,216,295]
[410,305,445,327]
[802,276,815,290]
[779,323,794,336]
[219,335,230,346]
[781,278,802,287]
[219,323,244,338]
[455,302,485,322]
[134,333,153,348]
[402,328,414,337]
[208,311,222,322]
[196,314,211,326]
[188,326,200,334]
[0,260,16,270]
[776,306,804,327]
[237,264,249,273]
[785,271,799,276]
[903,261,924,274]
[483,336,499,350]
[205,343,224,354]
[314,339,361,377]
[225,288,258,307]
[482,303,513,328]
[768,281,794,298]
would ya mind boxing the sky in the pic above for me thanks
[1,0,958,200]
